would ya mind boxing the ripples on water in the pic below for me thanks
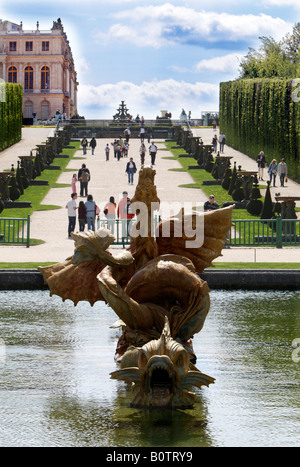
[0,289,299,447]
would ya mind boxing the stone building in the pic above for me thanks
[0,18,78,120]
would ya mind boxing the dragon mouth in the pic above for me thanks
[145,357,175,406]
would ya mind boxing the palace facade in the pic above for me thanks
[0,18,78,120]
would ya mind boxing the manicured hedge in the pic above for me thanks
[0,82,23,152]
[219,78,300,182]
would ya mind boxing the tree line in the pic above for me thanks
[0,83,23,152]
[219,23,300,182]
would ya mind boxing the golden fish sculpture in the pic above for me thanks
[111,317,215,408]
[39,165,233,408]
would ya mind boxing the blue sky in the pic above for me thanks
[1,0,299,119]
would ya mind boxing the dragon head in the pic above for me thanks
[110,317,215,408]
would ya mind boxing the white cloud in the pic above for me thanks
[195,53,244,75]
[96,4,293,47]
[78,79,219,118]
[263,0,300,7]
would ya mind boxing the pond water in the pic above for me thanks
[0,289,299,447]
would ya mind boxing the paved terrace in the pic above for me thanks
[0,126,299,264]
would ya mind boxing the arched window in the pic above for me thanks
[41,66,50,90]
[41,100,50,119]
[24,101,33,118]
[8,66,17,83]
[24,66,33,90]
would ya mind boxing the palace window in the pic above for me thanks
[42,41,49,51]
[8,66,17,83]
[9,41,17,51]
[24,66,34,90]
[26,41,33,52]
[41,66,50,90]
[41,101,50,119]
[24,101,33,118]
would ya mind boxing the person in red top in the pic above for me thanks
[117,191,134,240]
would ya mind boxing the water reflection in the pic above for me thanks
[0,290,299,447]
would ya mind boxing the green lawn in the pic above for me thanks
[0,142,81,220]
[164,142,263,220]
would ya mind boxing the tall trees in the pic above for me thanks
[239,23,300,79]
[0,83,23,151]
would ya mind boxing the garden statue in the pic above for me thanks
[39,166,233,408]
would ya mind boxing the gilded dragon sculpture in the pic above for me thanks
[39,166,233,409]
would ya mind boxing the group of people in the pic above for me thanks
[66,192,100,236]
[256,151,288,187]
[66,189,134,239]
[81,136,97,155]
[212,132,226,153]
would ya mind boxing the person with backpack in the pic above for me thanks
[80,168,90,197]
[81,137,88,155]
[77,164,90,197]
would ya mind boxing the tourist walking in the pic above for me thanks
[66,192,77,237]
[212,134,218,153]
[103,196,116,234]
[78,200,87,232]
[140,143,146,165]
[139,127,145,142]
[78,164,90,197]
[113,139,118,158]
[219,132,226,153]
[204,195,219,211]
[124,127,131,142]
[116,141,122,161]
[90,137,97,155]
[117,191,134,239]
[278,158,288,187]
[119,137,125,157]
[71,173,78,193]
[126,157,137,184]
[85,194,96,231]
[124,141,129,157]
[81,137,88,155]
[268,159,278,187]
[149,142,157,165]
[256,151,266,180]
[79,167,90,197]
[147,128,152,143]
[105,144,110,161]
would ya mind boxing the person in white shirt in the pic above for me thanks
[139,127,145,142]
[66,192,77,237]
[149,142,157,165]
[278,158,288,187]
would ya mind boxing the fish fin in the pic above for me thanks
[181,370,215,389]
[110,367,142,384]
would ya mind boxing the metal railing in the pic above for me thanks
[230,218,300,248]
[98,216,300,249]
[0,215,31,248]
[0,215,298,250]
[68,119,179,127]
[97,217,161,247]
